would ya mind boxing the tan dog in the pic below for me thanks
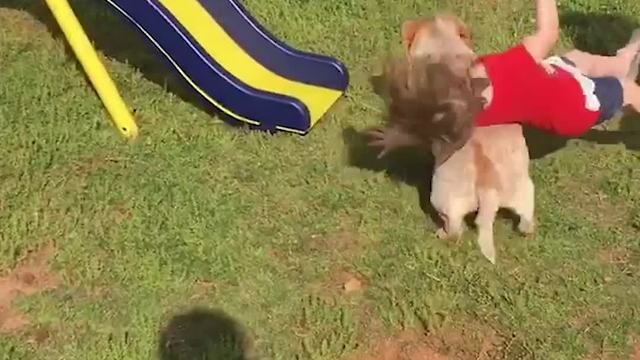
[370,15,535,263]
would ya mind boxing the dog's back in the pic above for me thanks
[469,124,530,205]
[430,124,534,263]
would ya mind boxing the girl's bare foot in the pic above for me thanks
[618,29,640,55]
[628,51,640,81]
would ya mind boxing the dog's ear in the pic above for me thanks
[431,128,473,167]
[431,138,459,167]
[401,18,431,56]
[430,105,475,167]
[385,56,413,101]
[455,18,472,47]
[370,53,401,99]
[433,13,472,47]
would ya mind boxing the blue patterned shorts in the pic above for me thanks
[558,56,624,124]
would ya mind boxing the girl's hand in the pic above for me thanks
[542,62,556,75]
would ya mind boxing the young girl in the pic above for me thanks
[471,0,640,136]
[369,5,640,158]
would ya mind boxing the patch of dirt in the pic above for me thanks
[304,226,367,302]
[597,246,636,277]
[265,247,289,264]
[305,223,367,302]
[430,323,501,360]
[306,229,362,256]
[598,246,631,265]
[564,184,634,232]
[343,277,363,294]
[354,332,452,360]
[352,330,450,360]
[0,243,59,334]
[351,325,501,360]
[112,204,132,225]
[623,335,640,360]
[570,307,606,334]
[309,268,366,304]
[69,155,121,180]
[334,271,365,294]
[25,326,52,346]
[188,279,218,301]
[580,334,640,360]
[349,316,503,360]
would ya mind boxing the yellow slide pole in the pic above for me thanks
[43,0,139,140]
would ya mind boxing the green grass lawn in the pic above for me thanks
[1,0,640,359]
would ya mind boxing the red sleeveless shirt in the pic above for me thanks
[474,44,600,136]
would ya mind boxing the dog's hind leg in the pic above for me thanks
[475,188,500,264]
[508,177,536,235]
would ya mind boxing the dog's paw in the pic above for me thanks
[435,228,448,240]
[481,247,497,264]
[478,236,497,264]
[435,227,462,241]
[518,218,535,236]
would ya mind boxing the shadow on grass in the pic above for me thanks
[0,0,248,130]
[158,307,254,360]
[524,118,640,159]
[559,10,640,55]
[356,74,442,225]
[342,126,443,228]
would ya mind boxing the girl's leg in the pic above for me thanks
[562,50,632,79]
[562,29,640,81]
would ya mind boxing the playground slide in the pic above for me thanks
[104,0,349,134]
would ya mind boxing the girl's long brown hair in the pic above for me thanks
[377,54,488,164]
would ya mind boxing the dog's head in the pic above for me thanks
[375,14,488,166]
[401,14,473,57]
[401,14,475,77]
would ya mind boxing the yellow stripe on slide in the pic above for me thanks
[157,0,342,125]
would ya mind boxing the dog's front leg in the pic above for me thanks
[434,208,464,240]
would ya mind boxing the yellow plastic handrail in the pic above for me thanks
[44,0,138,140]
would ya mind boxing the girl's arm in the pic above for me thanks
[522,0,559,62]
